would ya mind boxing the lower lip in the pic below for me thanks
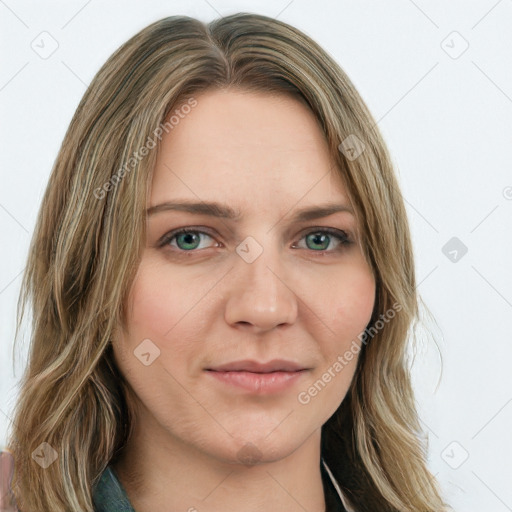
[205,370,308,393]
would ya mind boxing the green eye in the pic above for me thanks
[306,232,334,251]
[300,229,351,252]
[175,231,205,250]
[161,229,215,251]
[159,227,352,254]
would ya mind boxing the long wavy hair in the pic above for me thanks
[7,12,449,511]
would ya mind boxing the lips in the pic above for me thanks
[205,359,308,373]
[204,359,310,393]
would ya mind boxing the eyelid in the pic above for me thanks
[157,225,353,252]
[293,226,352,250]
[158,226,218,249]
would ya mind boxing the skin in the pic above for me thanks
[112,88,376,512]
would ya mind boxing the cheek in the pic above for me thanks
[113,262,200,405]
[326,265,376,338]
[127,265,178,337]
[121,259,213,375]
[126,258,207,342]
[299,268,375,416]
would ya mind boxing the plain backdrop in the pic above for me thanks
[1,1,511,510]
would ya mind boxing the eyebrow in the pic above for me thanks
[146,200,354,223]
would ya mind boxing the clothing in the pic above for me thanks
[92,458,352,511]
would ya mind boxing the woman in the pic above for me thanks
[2,12,449,512]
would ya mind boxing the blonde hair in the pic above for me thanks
[7,13,449,511]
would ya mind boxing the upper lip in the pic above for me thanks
[206,359,308,373]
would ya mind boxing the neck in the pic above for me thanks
[113,409,327,512]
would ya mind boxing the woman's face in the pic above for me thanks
[113,89,376,464]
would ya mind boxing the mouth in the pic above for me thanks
[204,359,311,393]
[205,359,308,373]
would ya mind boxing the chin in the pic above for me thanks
[199,428,311,467]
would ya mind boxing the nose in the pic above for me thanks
[224,245,298,333]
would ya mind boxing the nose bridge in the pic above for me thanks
[224,235,298,331]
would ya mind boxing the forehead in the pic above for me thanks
[150,89,349,209]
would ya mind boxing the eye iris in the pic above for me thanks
[306,233,330,251]
[171,231,339,252]
[176,232,201,250]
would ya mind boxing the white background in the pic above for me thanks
[1,1,511,510]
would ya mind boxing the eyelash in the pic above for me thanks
[158,226,352,256]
